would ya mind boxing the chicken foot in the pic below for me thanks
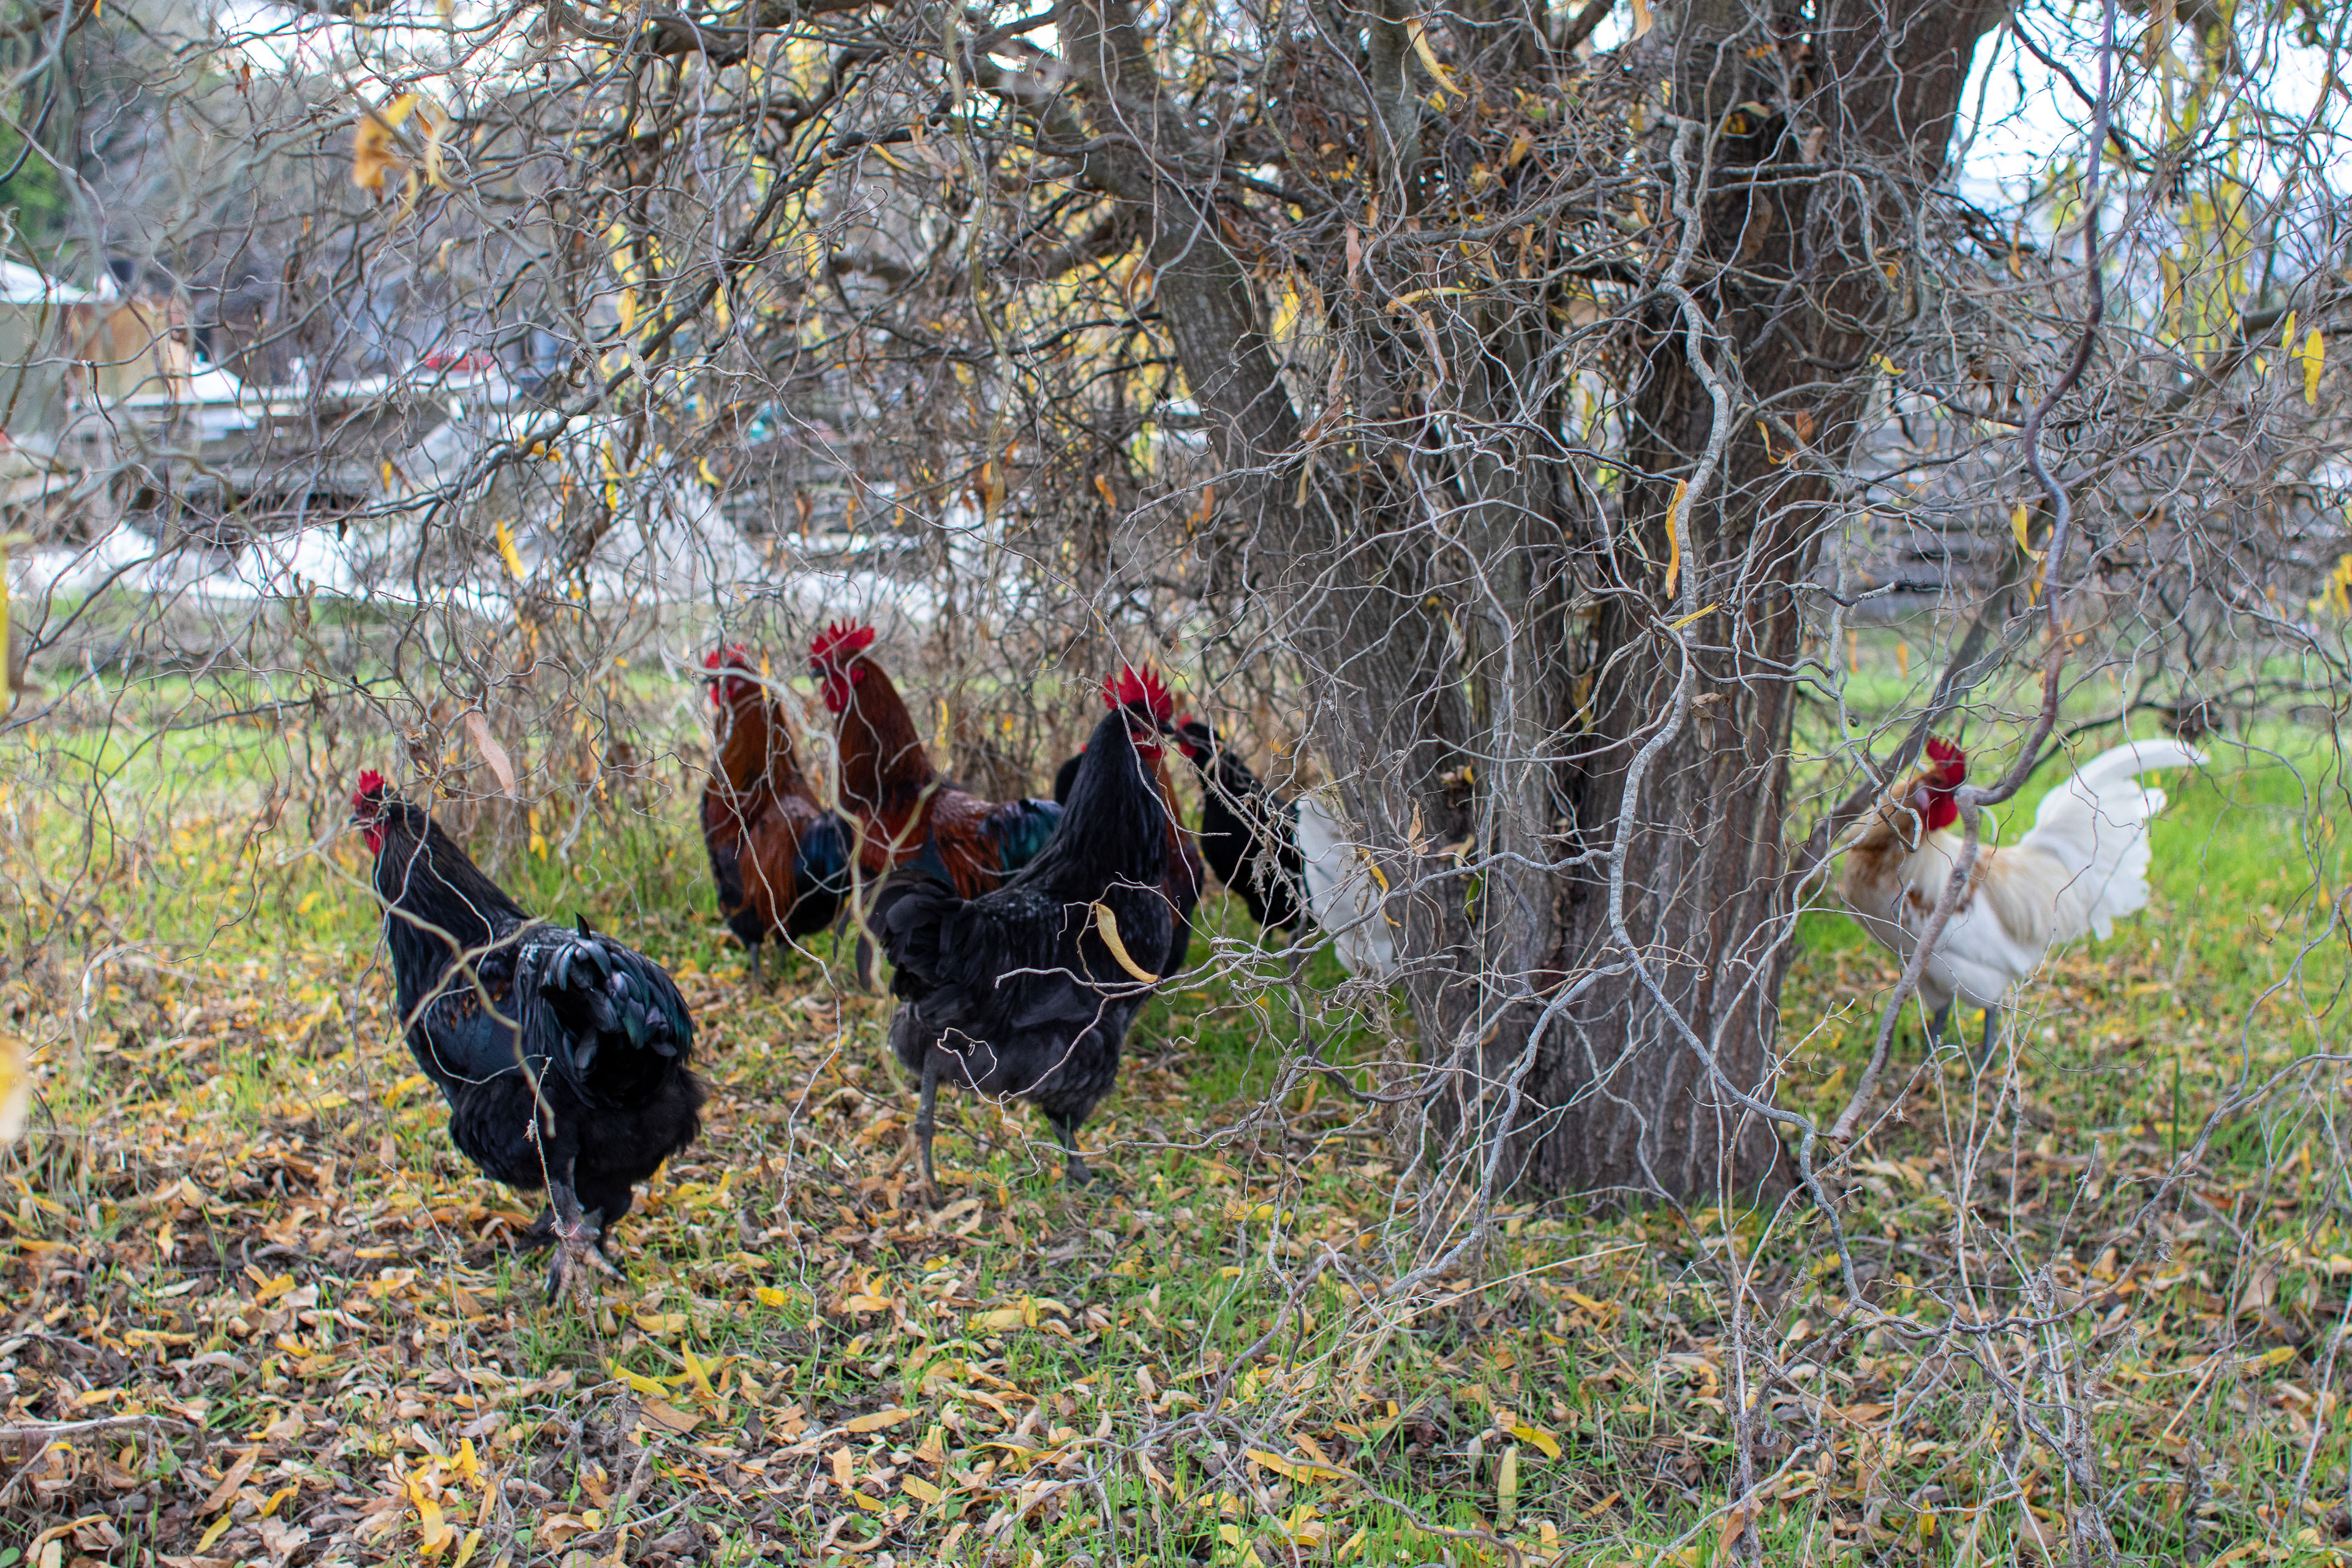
[543,1164,620,1305]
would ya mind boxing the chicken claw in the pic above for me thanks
[543,1207,619,1304]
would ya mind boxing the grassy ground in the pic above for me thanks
[2,670,2348,1568]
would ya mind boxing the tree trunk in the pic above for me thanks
[1063,0,2010,1200]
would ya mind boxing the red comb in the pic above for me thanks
[809,620,876,666]
[1102,663,1173,722]
[1923,737,1967,781]
[706,643,755,672]
[357,769,386,796]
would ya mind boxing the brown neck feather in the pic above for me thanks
[717,692,814,801]
[836,654,935,810]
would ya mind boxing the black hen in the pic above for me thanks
[1173,717,1310,934]
[875,669,1179,1188]
[353,772,704,1299]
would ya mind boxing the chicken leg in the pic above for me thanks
[1049,1113,1092,1187]
[1975,1005,2002,1068]
[543,1163,620,1304]
[914,1055,941,1194]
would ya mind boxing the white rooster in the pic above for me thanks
[1294,790,1401,980]
[1839,735,2206,1054]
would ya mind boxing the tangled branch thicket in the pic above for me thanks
[3,0,2351,1558]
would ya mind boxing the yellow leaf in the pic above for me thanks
[2280,311,2297,355]
[1661,478,1687,599]
[1407,18,1458,95]
[494,518,526,582]
[1091,902,1160,984]
[2010,502,2040,557]
[972,1307,1027,1331]
[1509,1422,1562,1460]
[846,1408,915,1434]
[1629,0,1653,36]
[252,1272,295,1304]
[259,1483,300,1517]
[1093,473,1118,510]
[195,1515,236,1554]
[384,1071,431,1108]
[416,1491,453,1555]
[617,287,638,339]
[452,1528,483,1568]
[0,1032,28,1145]
[755,1286,791,1308]
[902,1476,944,1505]
[2304,329,2324,405]
[681,1346,717,1398]
[1665,602,1718,633]
[353,93,420,192]
[1247,1449,1348,1483]
[840,1292,894,1313]
[420,100,453,189]
[608,1360,666,1397]
[632,1311,690,1335]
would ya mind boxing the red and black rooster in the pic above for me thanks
[873,666,1183,1189]
[354,772,704,1300]
[807,620,1061,895]
[699,644,854,981]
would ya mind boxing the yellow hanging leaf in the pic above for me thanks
[1661,479,1687,600]
[2304,329,2324,405]
[352,93,419,192]
[1408,18,1459,96]
[2279,311,2297,356]
[1629,0,1654,36]
[617,287,637,339]
[1093,473,1118,510]
[1092,902,1161,984]
[420,100,453,190]
[493,518,526,582]
[2010,503,2041,559]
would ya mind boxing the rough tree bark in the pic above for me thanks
[1055,0,2013,1200]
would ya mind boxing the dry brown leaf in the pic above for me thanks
[462,712,518,798]
[843,1408,914,1434]
[200,1449,258,1515]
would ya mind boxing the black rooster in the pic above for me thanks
[875,668,1180,1189]
[1172,717,1310,935]
[353,772,704,1299]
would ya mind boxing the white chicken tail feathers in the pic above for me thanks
[2020,739,2205,944]
[2038,739,2209,816]
[1295,793,1400,980]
